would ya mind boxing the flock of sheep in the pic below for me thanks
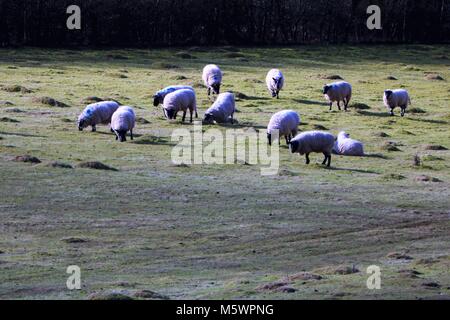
[77,63,412,166]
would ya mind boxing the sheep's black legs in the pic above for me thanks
[207,88,211,97]
[231,113,234,124]
[130,130,133,140]
[195,111,199,119]
[344,99,349,111]
[182,110,187,122]
[390,108,394,116]
[190,109,193,123]
[337,101,341,111]
[401,107,406,117]
[305,153,310,165]
[285,136,289,145]
[322,153,331,167]
[92,124,96,132]
[329,102,333,111]
[276,91,280,99]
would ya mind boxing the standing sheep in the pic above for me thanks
[323,81,352,111]
[289,131,335,167]
[153,85,194,107]
[78,101,120,132]
[333,131,365,156]
[266,69,285,99]
[267,110,300,145]
[202,64,222,97]
[163,89,198,123]
[203,92,236,124]
[383,89,411,117]
[111,106,136,142]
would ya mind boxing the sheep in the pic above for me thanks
[289,131,335,167]
[77,101,119,132]
[202,64,222,97]
[153,85,194,107]
[203,92,236,124]
[333,131,365,156]
[163,89,198,123]
[266,69,285,99]
[383,89,411,117]
[323,81,352,111]
[267,110,300,146]
[111,106,136,142]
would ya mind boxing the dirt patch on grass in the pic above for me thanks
[423,144,447,151]
[382,174,406,181]
[2,85,32,94]
[425,74,445,81]
[0,117,20,123]
[61,237,88,243]
[232,91,249,100]
[386,76,398,80]
[399,269,422,279]
[409,107,426,114]
[422,282,441,289]
[321,74,344,80]
[77,161,118,171]
[223,52,246,58]
[387,252,414,260]
[374,132,390,137]
[381,141,401,152]
[350,103,371,110]
[289,272,323,281]
[257,280,290,291]
[13,155,41,164]
[88,291,134,300]
[0,100,14,106]
[32,96,70,108]
[314,265,360,275]
[172,75,188,80]
[136,117,150,124]
[414,175,442,183]
[312,124,329,130]
[133,290,170,300]
[44,161,74,169]
[5,108,24,113]
[81,96,103,104]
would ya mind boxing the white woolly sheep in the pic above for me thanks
[163,89,198,123]
[153,85,194,107]
[202,64,222,97]
[333,131,365,156]
[78,101,120,132]
[289,131,335,167]
[267,110,300,145]
[203,92,236,124]
[383,89,411,117]
[111,106,136,142]
[323,81,352,111]
[266,69,284,99]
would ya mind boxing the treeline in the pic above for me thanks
[0,0,449,47]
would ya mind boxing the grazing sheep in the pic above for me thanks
[202,64,222,97]
[267,110,300,145]
[203,92,236,124]
[78,101,119,132]
[266,69,285,99]
[111,106,136,142]
[383,89,411,117]
[333,131,365,156]
[153,85,194,107]
[163,89,198,123]
[323,81,352,111]
[289,131,335,167]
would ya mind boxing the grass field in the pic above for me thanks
[0,45,449,300]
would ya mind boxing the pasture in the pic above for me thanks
[0,45,449,299]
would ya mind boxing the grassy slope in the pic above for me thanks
[0,45,449,299]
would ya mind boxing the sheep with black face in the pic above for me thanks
[383,89,411,117]
[111,106,136,142]
[202,64,222,97]
[323,81,352,111]
[162,89,198,123]
[266,69,284,99]
[289,131,335,167]
[152,85,194,107]
[77,101,119,132]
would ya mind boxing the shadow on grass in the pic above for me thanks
[132,135,174,146]
[326,166,380,174]
[293,99,328,106]
[0,131,46,138]
[356,110,392,117]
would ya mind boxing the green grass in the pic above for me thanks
[0,45,449,300]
